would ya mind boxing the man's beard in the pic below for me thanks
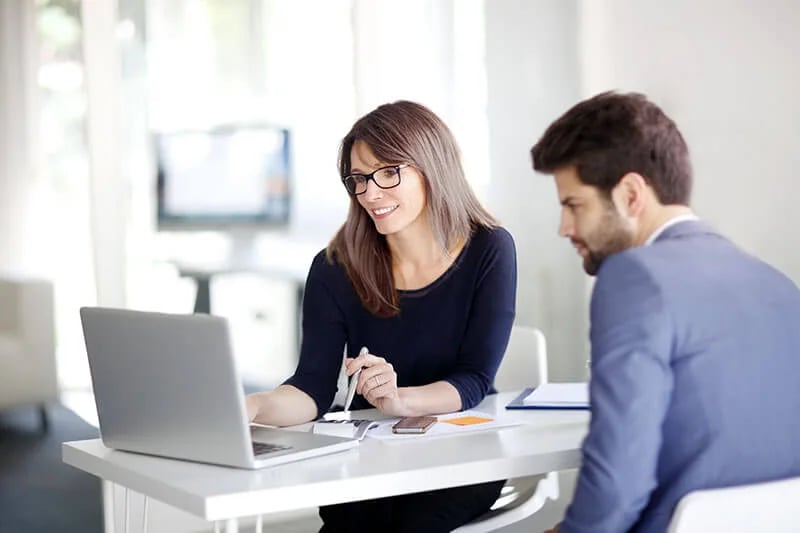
[579,209,635,275]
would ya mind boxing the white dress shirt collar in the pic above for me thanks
[644,213,699,246]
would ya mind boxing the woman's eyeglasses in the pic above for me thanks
[341,164,410,195]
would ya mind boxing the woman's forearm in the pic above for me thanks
[246,384,318,427]
[398,381,462,416]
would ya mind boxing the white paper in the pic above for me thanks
[523,382,589,407]
[366,410,521,442]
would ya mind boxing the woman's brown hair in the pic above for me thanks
[327,101,497,317]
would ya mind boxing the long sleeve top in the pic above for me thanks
[285,225,517,418]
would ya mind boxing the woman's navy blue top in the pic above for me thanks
[284,225,517,418]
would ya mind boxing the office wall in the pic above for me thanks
[579,0,800,284]
[484,0,590,382]
[484,0,800,383]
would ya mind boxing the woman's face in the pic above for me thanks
[350,140,428,237]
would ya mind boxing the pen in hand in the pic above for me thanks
[344,346,368,413]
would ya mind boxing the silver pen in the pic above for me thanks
[344,346,368,413]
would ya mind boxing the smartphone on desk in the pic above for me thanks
[392,416,438,434]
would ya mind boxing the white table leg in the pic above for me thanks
[123,487,130,533]
[141,495,149,533]
[224,518,239,533]
[102,480,115,533]
[255,515,263,533]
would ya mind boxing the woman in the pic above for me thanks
[246,100,516,532]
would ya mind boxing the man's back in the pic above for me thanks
[567,220,800,532]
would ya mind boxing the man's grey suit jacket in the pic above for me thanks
[561,221,800,533]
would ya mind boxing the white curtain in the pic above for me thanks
[0,0,40,274]
[81,0,127,307]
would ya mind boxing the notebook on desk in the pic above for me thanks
[506,382,590,410]
[80,307,358,469]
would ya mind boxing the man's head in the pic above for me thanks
[531,91,693,274]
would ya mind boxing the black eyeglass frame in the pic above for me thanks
[341,164,411,195]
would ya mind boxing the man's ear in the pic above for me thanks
[612,172,649,217]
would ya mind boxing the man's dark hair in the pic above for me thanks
[531,91,692,204]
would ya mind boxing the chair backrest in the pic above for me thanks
[668,476,800,533]
[493,324,547,392]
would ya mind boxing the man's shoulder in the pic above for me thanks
[596,246,657,284]
[598,223,726,280]
[595,226,798,307]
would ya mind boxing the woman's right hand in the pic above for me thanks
[346,352,408,416]
[245,386,318,427]
[245,394,260,422]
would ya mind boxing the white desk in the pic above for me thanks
[63,392,588,532]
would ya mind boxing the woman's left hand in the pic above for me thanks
[345,352,408,416]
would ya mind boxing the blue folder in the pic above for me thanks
[505,387,591,410]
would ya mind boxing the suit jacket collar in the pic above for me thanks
[654,219,720,243]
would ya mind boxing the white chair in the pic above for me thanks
[0,274,58,430]
[455,324,559,532]
[667,476,800,533]
[493,324,548,392]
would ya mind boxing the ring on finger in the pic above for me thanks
[373,375,381,387]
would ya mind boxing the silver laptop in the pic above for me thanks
[79,307,358,469]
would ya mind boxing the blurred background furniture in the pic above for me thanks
[668,476,800,533]
[0,274,58,430]
[455,324,559,532]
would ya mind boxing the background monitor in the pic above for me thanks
[156,125,291,230]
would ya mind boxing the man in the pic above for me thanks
[531,91,800,532]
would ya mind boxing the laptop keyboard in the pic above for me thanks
[252,441,292,457]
